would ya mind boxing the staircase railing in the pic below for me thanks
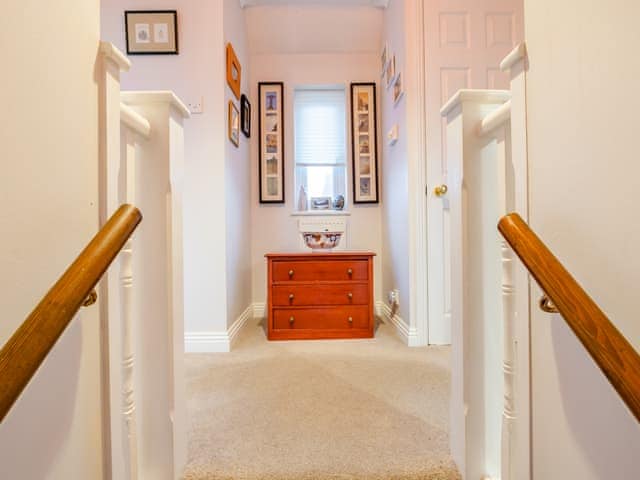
[0,204,142,422]
[499,213,640,422]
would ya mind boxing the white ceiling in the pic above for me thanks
[245,4,384,55]
[241,0,388,8]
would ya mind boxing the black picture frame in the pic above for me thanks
[240,94,251,138]
[350,83,379,204]
[258,82,285,204]
[124,10,179,55]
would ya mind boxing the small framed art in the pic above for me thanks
[124,10,178,55]
[228,101,239,147]
[393,72,404,106]
[241,94,251,138]
[350,83,379,204]
[385,55,396,89]
[259,82,285,203]
[226,43,241,100]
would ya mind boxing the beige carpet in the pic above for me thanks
[182,319,460,480]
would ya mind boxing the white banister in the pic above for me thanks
[440,89,511,480]
[100,41,131,72]
[118,114,147,480]
[478,100,512,137]
[500,43,527,72]
[121,103,151,139]
[121,90,189,479]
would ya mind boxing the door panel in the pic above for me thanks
[424,0,523,345]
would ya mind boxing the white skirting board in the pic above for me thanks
[184,304,253,353]
[185,301,420,351]
[376,301,420,347]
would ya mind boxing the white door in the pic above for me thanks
[424,0,523,344]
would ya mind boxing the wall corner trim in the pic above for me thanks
[376,301,420,347]
[184,304,254,353]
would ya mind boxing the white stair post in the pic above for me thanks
[499,42,531,480]
[119,103,151,480]
[441,90,511,480]
[99,42,135,480]
[120,91,189,480]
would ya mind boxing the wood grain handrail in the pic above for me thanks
[498,213,640,422]
[0,204,142,422]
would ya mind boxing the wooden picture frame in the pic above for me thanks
[350,83,379,204]
[385,55,396,89]
[393,72,404,106]
[258,82,284,203]
[240,94,251,138]
[226,43,241,100]
[124,10,178,55]
[228,101,239,148]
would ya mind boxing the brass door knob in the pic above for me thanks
[347,292,353,300]
[288,269,294,278]
[434,184,448,197]
[289,316,295,324]
[289,293,294,301]
[347,268,353,276]
[348,316,353,323]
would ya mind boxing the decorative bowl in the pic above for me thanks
[302,232,342,251]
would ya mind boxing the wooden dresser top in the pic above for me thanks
[265,251,376,259]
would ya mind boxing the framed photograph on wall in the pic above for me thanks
[393,72,404,106]
[385,54,396,89]
[226,43,241,100]
[258,82,285,203]
[350,83,379,204]
[240,94,251,138]
[124,10,178,55]
[228,101,239,147]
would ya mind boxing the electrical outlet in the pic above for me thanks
[187,97,204,114]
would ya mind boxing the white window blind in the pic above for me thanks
[294,88,347,208]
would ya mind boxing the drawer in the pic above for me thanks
[272,284,369,306]
[272,260,368,282]
[272,306,370,330]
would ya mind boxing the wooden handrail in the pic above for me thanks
[498,213,640,422]
[0,204,142,422]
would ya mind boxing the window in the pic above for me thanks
[294,87,347,210]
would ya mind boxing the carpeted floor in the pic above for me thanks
[182,318,460,480]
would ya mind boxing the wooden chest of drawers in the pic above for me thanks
[265,252,375,340]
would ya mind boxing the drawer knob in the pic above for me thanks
[289,293,294,301]
[348,316,353,323]
[288,269,294,278]
[347,268,353,276]
[347,292,353,300]
[289,316,295,325]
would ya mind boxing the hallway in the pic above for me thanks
[182,321,459,479]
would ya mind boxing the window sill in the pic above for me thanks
[290,210,351,217]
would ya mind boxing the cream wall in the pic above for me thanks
[380,0,411,325]
[224,0,253,327]
[249,53,384,306]
[101,1,252,334]
[246,4,384,308]
[0,0,104,478]
[524,0,640,477]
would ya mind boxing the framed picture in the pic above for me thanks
[259,82,284,203]
[351,83,379,204]
[124,10,178,55]
[393,72,404,106]
[380,43,389,76]
[226,43,242,100]
[228,101,239,148]
[240,94,251,138]
[385,55,396,89]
